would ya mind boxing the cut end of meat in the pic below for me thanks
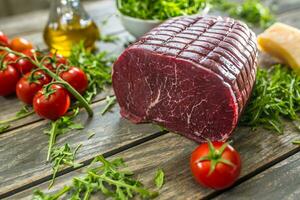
[113,47,239,142]
[112,15,257,143]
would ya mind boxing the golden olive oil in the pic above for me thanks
[44,16,100,57]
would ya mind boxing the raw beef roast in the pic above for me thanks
[112,15,258,142]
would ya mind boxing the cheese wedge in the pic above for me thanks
[257,22,300,74]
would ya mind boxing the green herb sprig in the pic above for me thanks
[49,143,82,188]
[33,156,159,200]
[101,96,117,115]
[0,105,34,133]
[68,42,115,103]
[117,0,208,21]
[117,0,275,28]
[212,0,275,28]
[240,65,300,133]
[45,108,84,161]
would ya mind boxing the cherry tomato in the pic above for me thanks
[33,84,70,120]
[190,141,241,190]
[3,53,17,63]
[60,66,88,94]
[49,53,67,66]
[10,37,33,52]
[42,54,67,72]
[0,64,20,96]
[0,31,9,47]
[16,71,51,104]
[15,58,35,74]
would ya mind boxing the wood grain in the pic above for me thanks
[214,146,300,200]
[8,123,300,200]
[0,101,161,197]
[2,0,300,199]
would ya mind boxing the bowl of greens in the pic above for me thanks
[117,0,210,38]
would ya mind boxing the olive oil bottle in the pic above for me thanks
[44,0,100,57]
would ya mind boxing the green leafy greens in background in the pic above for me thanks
[240,65,300,133]
[117,0,275,28]
[212,0,275,28]
[117,0,208,20]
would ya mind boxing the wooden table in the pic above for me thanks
[1,0,300,199]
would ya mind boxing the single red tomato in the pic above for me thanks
[0,64,20,96]
[33,84,70,120]
[3,53,18,63]
[49,53,67,66]
[15,58,36,74]
[10,37,33,52]
[16,71,51,104]
[60,66,88,94]
[42,55,67,72]
[190,141,241,190]
[0,31,9,47]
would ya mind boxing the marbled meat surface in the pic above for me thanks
[112,15,257,142]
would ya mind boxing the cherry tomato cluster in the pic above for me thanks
[0,31,89,120]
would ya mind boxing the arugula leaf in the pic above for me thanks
[33,156,159,200]
[49,143,82,188]
[117,0,208,20]
[87,130,96,139]
[240,65,300,133]
[16,105,31,117]
[117,0,274,28]
[32,186,70,200]
[0,105,34,132]
[68,42,115,103]
[101,96,117,115]
[154,169,165,189]
[46,108,83,161]
[0,124,9,133]
[217,0,275,28]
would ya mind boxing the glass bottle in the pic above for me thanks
[44,0,100,57]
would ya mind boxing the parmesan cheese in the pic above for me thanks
[257,23,300,74]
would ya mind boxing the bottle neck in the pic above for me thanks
[48,0,89,24]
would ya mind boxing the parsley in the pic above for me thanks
[154,169,165,189]
[240,65,300,133]
[33,156,159,200]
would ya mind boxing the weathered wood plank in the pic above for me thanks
[8,123,300,200]
[0,101,161,197]
[213,147,300,200]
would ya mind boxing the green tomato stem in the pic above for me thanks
[0,47,93,117]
